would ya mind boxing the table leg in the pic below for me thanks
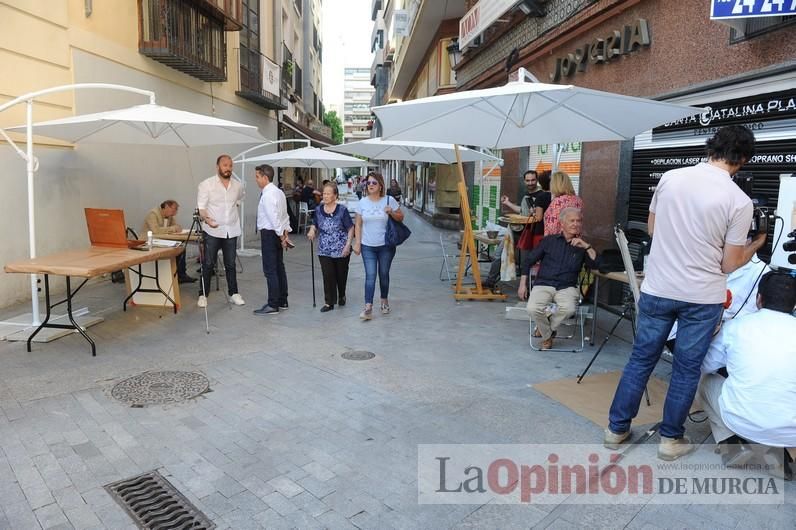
[590,275,599,346]
[27,274,52,351]
[124,261,178,312]
[65,276,96,357]
[152,259,178,314]
[123,264,144,311]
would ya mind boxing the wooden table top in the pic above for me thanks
[473,232,502,245]
[4,246,183,278]
[498,216,536,225]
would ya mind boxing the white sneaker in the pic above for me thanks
[230,293,246,306]
[197,295,208,308]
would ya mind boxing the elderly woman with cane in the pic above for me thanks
[352,172,403,321]
[307,182,354,312]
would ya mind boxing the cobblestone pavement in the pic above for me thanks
[0,211,792,529]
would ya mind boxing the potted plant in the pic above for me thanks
[282,60,294,78]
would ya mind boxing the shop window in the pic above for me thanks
[730,15,796,43]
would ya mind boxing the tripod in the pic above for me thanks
[186,209,210,333]
[577,292,650,406]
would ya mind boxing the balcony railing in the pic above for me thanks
[199,0,243,30]
[234,48,287,110]
[138,0,227,82]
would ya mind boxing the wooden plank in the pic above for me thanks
[4,246,183,278]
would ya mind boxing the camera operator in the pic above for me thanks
[698,271,796,478]
[606,125,767,461]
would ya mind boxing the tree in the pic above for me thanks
[323,110,344,144]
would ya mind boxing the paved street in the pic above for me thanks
[0,211,792,529]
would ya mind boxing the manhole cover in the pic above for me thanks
[341,350,376,361]
[106,470,214,529]
[111,371,209,407]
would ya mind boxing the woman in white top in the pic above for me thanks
[352,172,404,320]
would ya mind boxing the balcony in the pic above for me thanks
[138,0,228,82]
[199,0,243,30]
[234,48,287,110]
[371,0,382,21]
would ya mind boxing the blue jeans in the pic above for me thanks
[608,292,722,439]
[361,244,396,304]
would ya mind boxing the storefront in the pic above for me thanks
[453,0,796,248]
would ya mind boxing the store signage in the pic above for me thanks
[710,0,796,20]
[550,19,650,83]
[459,0,517,48]
[653,89,796,139]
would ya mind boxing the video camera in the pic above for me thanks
[193,208,202,224]
[732,173,773,238]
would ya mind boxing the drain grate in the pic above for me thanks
[105,470,215,529]
[111,371,210,407]
[341,350,376,361]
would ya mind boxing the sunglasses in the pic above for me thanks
[367,180,379,185]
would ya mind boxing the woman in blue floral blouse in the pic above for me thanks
[307,183,354,312]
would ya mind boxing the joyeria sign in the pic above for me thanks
[550,19,651,83]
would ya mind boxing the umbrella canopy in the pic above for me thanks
[8,103,267,146]
[243,146,369,169]
[325,138,502,164]
[373,81,704,149]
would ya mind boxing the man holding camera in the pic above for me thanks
[606,125,767,461]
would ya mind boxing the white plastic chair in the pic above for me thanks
[297,202,310,234]
[529,301,588,353]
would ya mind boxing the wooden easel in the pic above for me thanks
[452,145,507,302]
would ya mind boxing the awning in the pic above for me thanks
[281,116,333,147]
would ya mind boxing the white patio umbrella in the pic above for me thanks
[7,103,267,146]
[1,83,268,329]
[374,73,704,148]
[325,138,502,164]
[243,146,369,169]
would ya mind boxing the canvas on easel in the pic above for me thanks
[452,145,507,302]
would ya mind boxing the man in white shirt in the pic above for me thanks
[253,164,293,315]
[698,271,796,477]
[197,154,245,308]
[606,125,767,461]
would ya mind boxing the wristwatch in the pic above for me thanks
[585,245,592,251]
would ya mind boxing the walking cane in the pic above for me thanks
[310,239,317,307]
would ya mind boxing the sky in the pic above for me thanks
[322,0,374,115]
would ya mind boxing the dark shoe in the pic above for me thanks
[320,305,334,313]
[178,275,197,284]
[338,296,346,306]
[279,301,288,310]
[253,305,279,315]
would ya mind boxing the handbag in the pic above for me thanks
[385,215,411,246]
[515,212,537,250]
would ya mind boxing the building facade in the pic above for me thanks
[343,68,375,142]
[452,0,796,250]
[369,0,469,227]
[0,0,330,307]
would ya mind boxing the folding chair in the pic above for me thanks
[297,202,310,234]
[529,293,589,353]
[439,233,471,282]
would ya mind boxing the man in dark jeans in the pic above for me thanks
[253,164,293,315]
[605,125,767,461]
[197,155,245,308]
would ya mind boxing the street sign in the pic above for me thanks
[711,0,796,19]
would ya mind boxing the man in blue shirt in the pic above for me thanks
[518,207,598,349]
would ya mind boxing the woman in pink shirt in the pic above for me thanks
[544,171,584,236]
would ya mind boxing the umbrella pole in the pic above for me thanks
[453,145,506,302]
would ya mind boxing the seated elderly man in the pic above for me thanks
[698,271,796,478]
[518,207,598,349]
[142,200,196,284]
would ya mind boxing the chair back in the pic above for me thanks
[299,201,309,214]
